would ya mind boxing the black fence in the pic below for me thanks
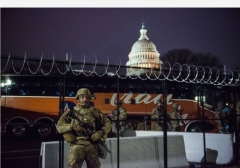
[1,55,240,168]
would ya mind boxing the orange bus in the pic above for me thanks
[1,74,239,139]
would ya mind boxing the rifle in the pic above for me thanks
[67,110,111,153]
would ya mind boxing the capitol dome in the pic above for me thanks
[131,39,158,53]
[126,23,162,76]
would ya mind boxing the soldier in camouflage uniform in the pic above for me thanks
[169,103,184,131]
[109,100,127,137]
[151,100,171,131]
[56,88,111,168]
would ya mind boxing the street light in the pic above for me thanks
[1,78,12,87]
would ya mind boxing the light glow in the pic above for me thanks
[195,96,205,102]
[1,79,12,87]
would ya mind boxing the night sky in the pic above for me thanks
[1,8,240,69]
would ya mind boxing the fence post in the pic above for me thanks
[162,80,168,168]
[58,61,66,168]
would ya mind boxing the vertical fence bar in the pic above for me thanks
[201,85,207,167]
[233,86,239,165]
[162,80,168,168]
[117,76,120,168]
[59,61,65,168]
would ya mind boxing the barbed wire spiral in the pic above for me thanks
[1,53,239,86]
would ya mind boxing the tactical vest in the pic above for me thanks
[170,110,178,119]
[72,105,98,137]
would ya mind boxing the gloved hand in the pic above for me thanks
[102,134,108,141]
[91,130,103,141]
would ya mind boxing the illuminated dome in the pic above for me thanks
[131,40,158,53]
[126,22,162,76]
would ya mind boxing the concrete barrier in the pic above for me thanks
[40,141,69,168]
[125,131,234,164]
[41,135,189,168]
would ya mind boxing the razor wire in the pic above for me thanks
[1,54,240,86]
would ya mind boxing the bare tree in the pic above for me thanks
[161,49,192,65]
[162,49,224,68]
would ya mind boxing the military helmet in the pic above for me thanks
[172,103,179,109]
[114,100,122,105]
[76,88,91,100]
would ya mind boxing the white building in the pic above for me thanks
[126,23,162,76]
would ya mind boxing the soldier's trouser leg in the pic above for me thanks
[172,125,176,131]
[111,123,117,137]
[175,126,180,131]
[67,144,85,168]
[85,143,101,168]
[171,121,178,131]
[120,126,126,137]
[216,121,224,133]
[155,124,162,131]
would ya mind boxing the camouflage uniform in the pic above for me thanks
[169,103,184,131]
[151,105,164,131]
[110,100,127,137]
[125,122,134,130]
[56,88,111,168]
[151,100,171,131]
[137,122,145,130]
